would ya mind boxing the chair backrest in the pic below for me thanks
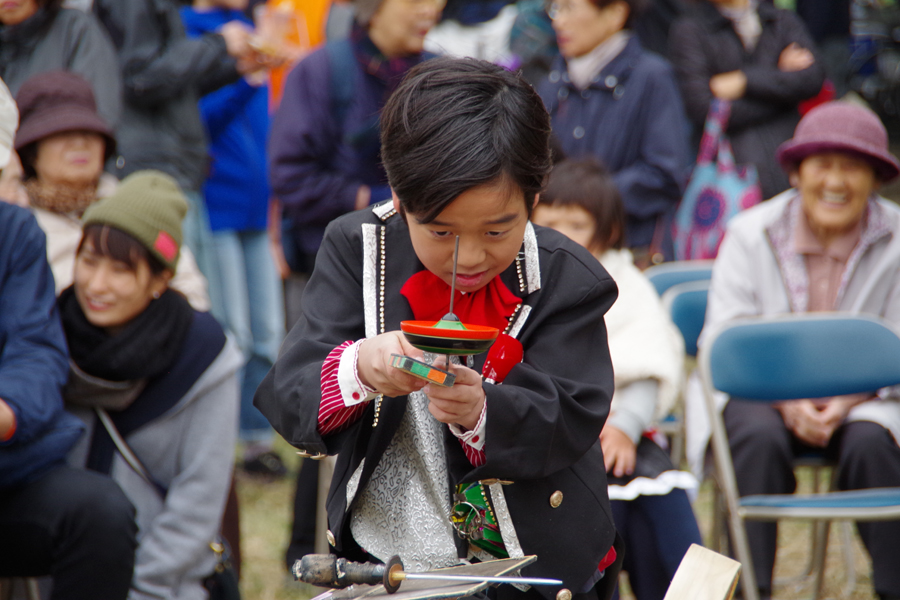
[701,313,900,401]
[645,260,715,297]
[662,280,710,357]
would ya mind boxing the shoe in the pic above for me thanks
[242,450,288,478]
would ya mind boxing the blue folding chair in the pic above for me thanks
[662,280,710,358]
[659,280,710,466]
[699,313,900,600]
[645,259,715,298]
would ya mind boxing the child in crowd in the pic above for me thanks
[533,158,702,600]
[255,57,623,600]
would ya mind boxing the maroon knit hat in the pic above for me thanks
[13,70,116,163]
[776,101,900,182]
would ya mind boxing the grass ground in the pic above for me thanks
[236,440,877,600]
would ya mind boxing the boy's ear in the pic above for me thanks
[392,189,401,214]
[532,193,540,211]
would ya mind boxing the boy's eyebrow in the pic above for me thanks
[424,213,521,226]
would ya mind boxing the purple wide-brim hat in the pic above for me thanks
[14,70,116,158]
[776,101,900,182]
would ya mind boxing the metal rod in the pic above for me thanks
[399,573,562,586]
[449,235,459,316]
[445,235,460,370]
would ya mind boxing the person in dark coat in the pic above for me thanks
[268,0,440,274]
[0,0,121,129]
[91,0,260,319]
[668,0,826,201]
[537,0,690,265]
[256,57,623,600]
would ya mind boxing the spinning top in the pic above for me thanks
[400,236,499,356]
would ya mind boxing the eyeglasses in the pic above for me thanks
[545,0,600,20]
[545,1,573,20]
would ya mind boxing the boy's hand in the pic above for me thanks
[357,332,426,397]
[600,424,636,478]
[424,363,485,430]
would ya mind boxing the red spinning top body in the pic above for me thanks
[482,333,523,384]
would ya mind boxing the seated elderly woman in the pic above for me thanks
[699,101,900,600]
[10,70,209,308]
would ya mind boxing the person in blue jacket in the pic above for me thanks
[181,0,287,476]
[0,78,136,599]
[538,0,689,266]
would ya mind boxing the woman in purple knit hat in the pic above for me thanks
[693,101,900,600]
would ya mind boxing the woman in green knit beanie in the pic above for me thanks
[72,169,187,328]
[59,169,242,600]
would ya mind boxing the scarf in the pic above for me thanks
[567,31,630,91]
[59,286,195,382]
[26,179,99,215]
[400,270,520,331]
[716,0,761,52]
[84,311,226,479]
[351,22,424,100]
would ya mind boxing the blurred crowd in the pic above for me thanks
[1,1,899,600]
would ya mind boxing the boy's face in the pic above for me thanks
[396,181,531,294]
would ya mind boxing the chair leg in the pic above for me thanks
[727,512,759,600]
[672,430,685,471]
[838,522,856,599]
[810,520,830,600]
[710,483,729,554]
[25,579,39,600]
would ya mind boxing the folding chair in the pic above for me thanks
[699,313,900,600]
[662,280,710,359]
[660,280,710,465]
[645,259,714,297]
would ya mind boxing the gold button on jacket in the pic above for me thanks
[326,530,336,546]
[549,490,563,508]
[557,588,572,600]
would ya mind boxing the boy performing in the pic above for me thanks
[255,57,621,600]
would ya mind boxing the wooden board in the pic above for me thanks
[663,544,741,600]
[315,556,538,600]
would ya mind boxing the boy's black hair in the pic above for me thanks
[78,223,168,276]
[380,56,552,223]
[540,158,626,252]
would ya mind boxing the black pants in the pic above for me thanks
[723,399,900,597]
[0,466,137,600]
